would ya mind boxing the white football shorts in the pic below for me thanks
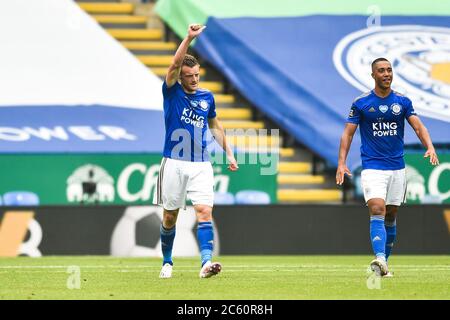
[360,168,406,206]
[153,157,214,210]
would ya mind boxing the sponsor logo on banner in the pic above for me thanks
[406,165,426,202]
[67,163,231,204]
[334,25,450,122]
[0,126,136,142]
[406,162,450,203]
[67,164,115,203]
[0,211,42,257]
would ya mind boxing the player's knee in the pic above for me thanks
[163,209,178,228]
[163,217,177,228]
[369,205,385,216]
[385,206,398,222]
[163,217,176,228]
[195,205,212,222]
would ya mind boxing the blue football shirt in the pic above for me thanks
[347,90,416,170]
[162,81,217,162]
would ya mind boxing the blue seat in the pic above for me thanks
[214,192,235,205]
[3,191,40,206]
[235,190,271,205]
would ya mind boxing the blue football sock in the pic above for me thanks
[370,216,386,259]
[385,220,397,261]
[160,224,176,266]
[197,221,214,267]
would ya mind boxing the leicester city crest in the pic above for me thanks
[391,103,402,115]
[334,25,450,123]
[198,100,209,111]
[189,99,209,111]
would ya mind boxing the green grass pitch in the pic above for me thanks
[0,255,449,300]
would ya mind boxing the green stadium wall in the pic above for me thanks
[0,154,277,205]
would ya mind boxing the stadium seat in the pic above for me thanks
[421,194,441,204]
[214,192,235,205]
[235,190,270,204]
[3,191,40,206]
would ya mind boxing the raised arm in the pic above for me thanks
[407,115,439,165]
[165,24,206,88]
[336,123,358,185]
[208,117,238,171]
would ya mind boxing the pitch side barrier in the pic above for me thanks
[0,205,448,256]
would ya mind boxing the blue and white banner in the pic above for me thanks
[196,16,450,169]
[0,0,165,153]
[0,106,164,153]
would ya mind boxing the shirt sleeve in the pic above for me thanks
[162,81,179,98]
[207,94,216,119]
[404,97,417,119]
[346,104,361,124]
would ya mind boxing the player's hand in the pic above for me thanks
[336,164,352,185]
[187,24,206,39]
[424,148,439,166]
[227,155,239,172]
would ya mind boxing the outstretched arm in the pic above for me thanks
[407,115,439,165]
[208,117,238,171]
[336,123,358,185]
[165,24,206,88]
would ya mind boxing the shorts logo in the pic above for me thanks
[369,107,376,112]
[379,105,388,113]
[391,103,402,115]
[333,25,450,123]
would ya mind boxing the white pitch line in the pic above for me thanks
[0,264,449,269]
[2,269,450,274]
[0,266,449,273]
